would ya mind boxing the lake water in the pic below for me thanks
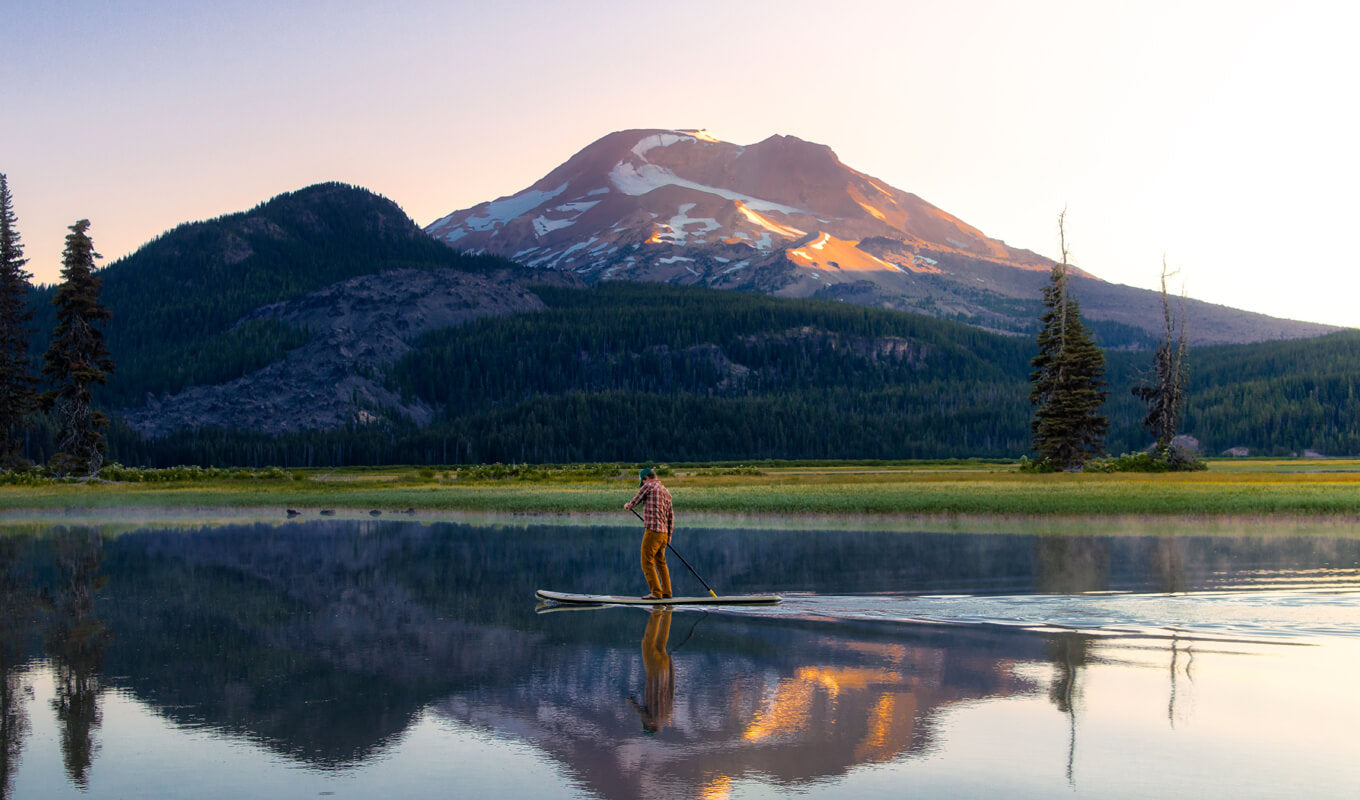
[2,517,1359,799]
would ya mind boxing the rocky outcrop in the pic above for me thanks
[1171,434,1201,453]
[122,268,553,436]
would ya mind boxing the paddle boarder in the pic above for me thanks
[625,467,674,600]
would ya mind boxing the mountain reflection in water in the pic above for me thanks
[2,519,1359,799]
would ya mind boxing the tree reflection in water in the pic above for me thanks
[44,529,109,789]
[1,537,42,800]
[1045,633,1092,786]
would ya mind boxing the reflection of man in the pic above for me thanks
[628,608,675,734]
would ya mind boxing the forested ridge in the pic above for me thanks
[1177,332,1360,455]
[102,283,1360,467]
[24,183,514,408]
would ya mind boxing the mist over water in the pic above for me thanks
[2,519,1358,799]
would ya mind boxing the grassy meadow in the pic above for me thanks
[5,460,1360,527]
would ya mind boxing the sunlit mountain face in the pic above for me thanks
[426,128,1057,298]
[426,129,1337,345]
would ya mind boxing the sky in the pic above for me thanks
[4,0,1358,328]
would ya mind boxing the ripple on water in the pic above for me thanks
[731,586,1360,644]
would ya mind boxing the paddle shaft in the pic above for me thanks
[630,506,718,597]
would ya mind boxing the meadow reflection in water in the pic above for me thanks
[1,519,1358,799]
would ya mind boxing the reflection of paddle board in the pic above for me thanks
[535,589,781,606]
[534,600,611,614]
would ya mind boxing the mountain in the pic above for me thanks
[25,183,557,434]
[17,179,1359,467]
[426,129,1337,345]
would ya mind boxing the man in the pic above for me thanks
[625,467,674,600]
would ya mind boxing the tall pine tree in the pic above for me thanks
[1029,214,1108,469]
[0,173,38,468]
[42,220,115,478]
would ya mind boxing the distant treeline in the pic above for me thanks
[1179,334,1360,456]
[68,283,1360,467]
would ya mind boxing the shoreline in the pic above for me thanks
[5,461,1360,531]
[4,504,1360,538]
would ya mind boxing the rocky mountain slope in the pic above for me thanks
[427,129,1337,345]
[120,267,550,436]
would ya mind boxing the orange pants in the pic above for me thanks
[641,528,672,598]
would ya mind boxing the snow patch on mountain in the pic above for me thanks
[736,204,806,239]
[432,182,572,244]
[529,198,605,237]
[649,203,723,246]
[788,234,901,272]
[533,215,575,236]
[632,132,697,159]
[608,161,805,215]
[854,198,889,222]
[468,183,568,231]
[677,128,723,143]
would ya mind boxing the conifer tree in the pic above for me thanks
[1029,212,1108,469]
[0,173,38,468]
[42,220,115,477]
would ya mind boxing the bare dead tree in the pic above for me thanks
[1133,257,1189,452]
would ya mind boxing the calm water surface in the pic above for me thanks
[2,518,1359,799]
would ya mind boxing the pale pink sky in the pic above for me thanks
[5,0,1357,328]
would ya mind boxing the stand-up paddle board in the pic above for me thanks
[536,589,781,606]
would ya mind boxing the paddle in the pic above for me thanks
[630,506,718,598]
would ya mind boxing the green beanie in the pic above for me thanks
[639,467,655,486]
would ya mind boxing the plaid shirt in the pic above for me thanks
[627,480,674,535]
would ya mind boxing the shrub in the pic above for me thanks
[1084,447,1208,473]
[0,466,54,486]
[97,463,301,482]
[455,462,626,483]
[693,465,764,477]
[1017,455,1057,473]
